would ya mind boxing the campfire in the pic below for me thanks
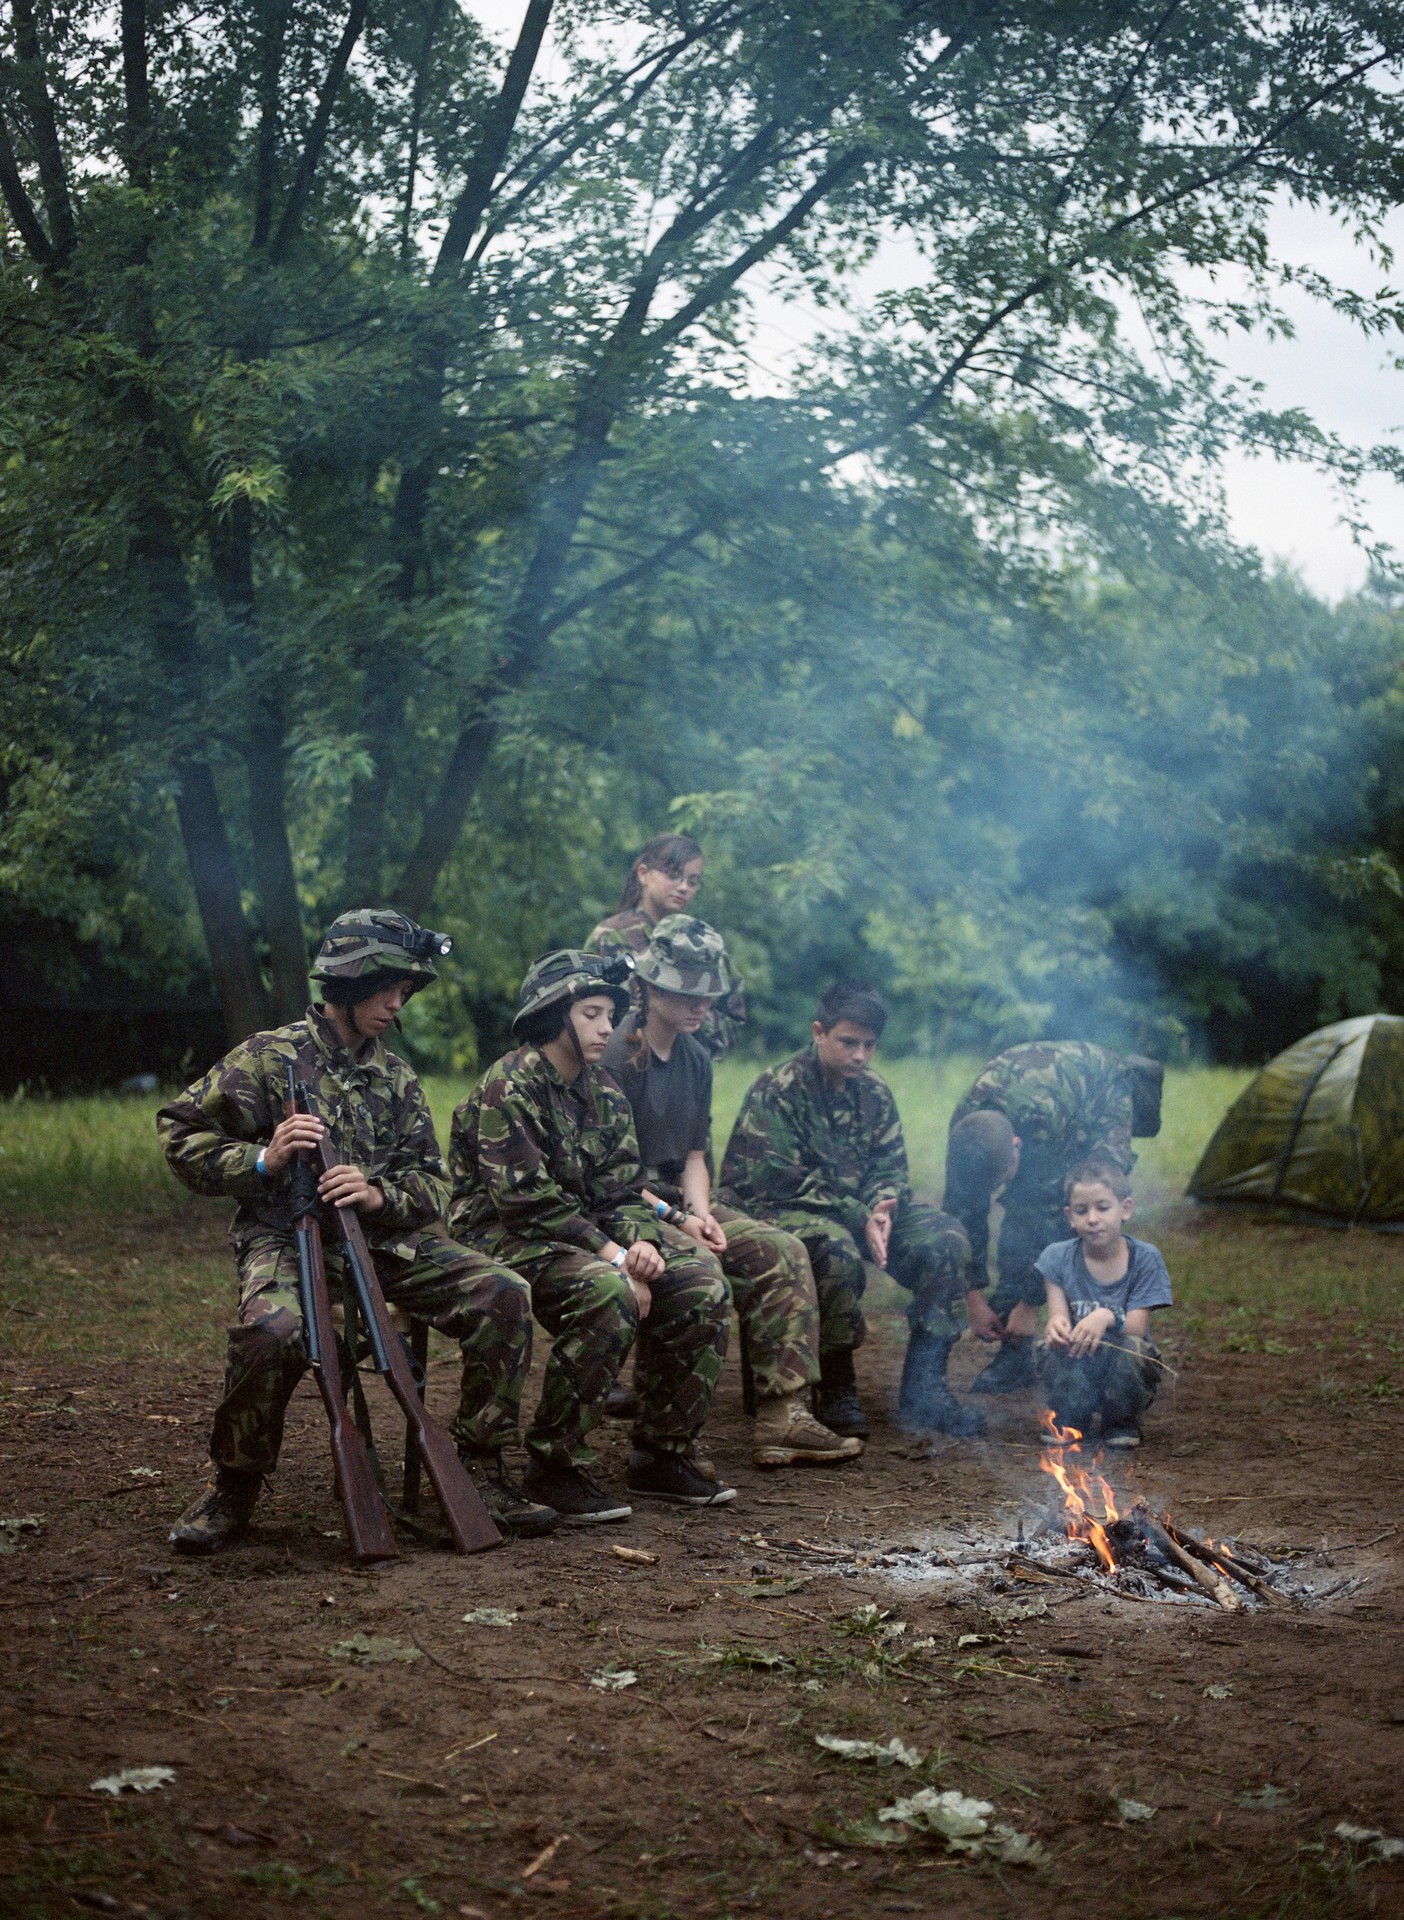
[1035,1411,1283,1612]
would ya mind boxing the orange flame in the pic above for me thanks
[1038,1409,1121,1572]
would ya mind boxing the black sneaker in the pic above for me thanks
[521,1455,632,1525]
[169,1468,262,1555]
[603,1381,639,1420]
[459,1452,560,1538]
[626,1447,737,1507]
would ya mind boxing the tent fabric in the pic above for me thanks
[1189,1015,1404,1223]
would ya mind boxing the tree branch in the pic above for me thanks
[251,0,289,250]
[400,0,445,262]
[8,0,75,259]
[119,0,152,189]
[267,0,370,264]
[0,102,51,260]
[432,0,554,281]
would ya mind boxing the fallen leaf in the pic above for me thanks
[462,1607,519,1627]
[1114,1797,1157,1823]
[128,1466,161,1479]
[734,1575,808,1597]
[815,1734,922,1768]
[91,1765,176,1795]
[878,1787,1044,1865]
[327,1633,421,1665]
[1335,1822,1404,1861]
[1203,1684,1233,1699]
[1239,1784,1294,1810]
[956,1633,998,1649]
[0,1514,42,1553]
[588,1667,638,1691]
[612,1546,659,1566]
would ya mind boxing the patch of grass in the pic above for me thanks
[0,1089,193,1221]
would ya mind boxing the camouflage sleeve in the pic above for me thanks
[1079,1061,1135,1173]
[466,1065,619,1254]
[373,1069,450,1232]
[584,917,649,957]
[156,1039,279,1202]
[720,1073,868,1237]
[859,1080,910,1215]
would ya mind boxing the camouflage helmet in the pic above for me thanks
[636,915,732,999]
[310,909,451,989]
[512,948,635,1036]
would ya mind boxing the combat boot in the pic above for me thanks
[753,1392,864,1468]
[458,1450,560,1539]
[970,1335,1037,1394]
[169,1467,262,1555]
[816,1348,869,1440]
[895,1330,986,1438]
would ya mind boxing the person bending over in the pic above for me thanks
[603,917,861,1470]
[1039,1159,1172,1449]
[944,1042,1163,1395]
[448,951,735,1524]
[720,982,983,1442]
[586,832,745,1057]
[159,910,552,1552]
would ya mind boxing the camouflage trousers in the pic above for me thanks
[209,1226,533,1476]
[989,1203,1066,1316]
[712,1203,819,1401]
[768,1200,971,1354]
[484,1225,731,1466]
[1040,1332,1161,1435]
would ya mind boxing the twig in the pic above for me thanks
[1165,1522,1289,1607]
[726,1798,766,1838]
[522,1833,571,1880]
[406,1627,479,1680]
[1132,1507,1241,1612]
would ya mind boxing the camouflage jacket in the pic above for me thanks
[156,1005,448,1250]
[586,909,746,1059]
[719,1046,909,1239]
[947,1041,1136,1265]
[447,1046,657,1256]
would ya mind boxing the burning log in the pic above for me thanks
[1130,1505,1243,1613]
[1162,1521,1288,1608]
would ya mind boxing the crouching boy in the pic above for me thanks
[1037,1158,1171,1450]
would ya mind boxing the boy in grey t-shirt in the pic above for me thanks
[1035,1158,1172,1449]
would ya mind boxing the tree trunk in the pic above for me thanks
[170,755,272,1044]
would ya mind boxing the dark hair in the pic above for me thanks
[946,1110,1017,1202]
[618,833,703,911]
[815,980,887,1037]
[1063,1157,1132,1202]
[515,1002,569,1049]
[320,971,418,1011]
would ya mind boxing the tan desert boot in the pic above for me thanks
[753,1392,864,1468]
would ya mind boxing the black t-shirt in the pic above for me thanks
[601,1016,712,1186]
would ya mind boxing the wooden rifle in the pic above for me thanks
[285,1067,399,1563]
[293,1076,502,1555]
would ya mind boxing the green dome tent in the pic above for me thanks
[1189,1015,1404,1223]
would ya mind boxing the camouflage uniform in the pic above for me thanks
[448,1046,730,1465]
[158,1006,533,1476]
[946,1042,1138,1316]
[586,909,746,1058]
[719,1047,971,1352]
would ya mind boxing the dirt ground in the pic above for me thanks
[4,1208,1404,1920]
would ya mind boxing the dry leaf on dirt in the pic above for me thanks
[0,1515,42,1553]
[128,1466,161,1479]
[1114,1796,1157,1822]
[461,1607,519,1627]
[588,1667,638,1691]
[815,1734,922,1768]
[878,1787,1044,1864]
[1239,1784,1294,1809]
[327,1634,421,1664]
[91,1765,176,1795]
[1334,1822,1404,1861]
[1203,1684,1233,1699]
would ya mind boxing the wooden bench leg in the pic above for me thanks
[402,1322,429,1515]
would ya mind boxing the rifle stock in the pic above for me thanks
[285,1074,398,1563]
[307,1127,501,1555]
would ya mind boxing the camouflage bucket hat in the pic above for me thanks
[636,915,732,999]
[512,948,635,1036]
[310,909,451,988]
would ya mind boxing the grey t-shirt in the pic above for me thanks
[601,1016,712,1187]
[1035,1234,1172,1326]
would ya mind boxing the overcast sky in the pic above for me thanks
[463,2,1404,601]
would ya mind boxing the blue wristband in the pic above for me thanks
[256,1149,269,1179]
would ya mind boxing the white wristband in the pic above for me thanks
[609,1248,628,1270]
